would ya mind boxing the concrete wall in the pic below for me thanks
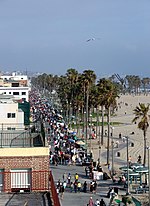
[0,103,24,127]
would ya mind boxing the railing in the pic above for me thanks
[0,122,44,147]
[0,123,27,130]
[49,170,61,206]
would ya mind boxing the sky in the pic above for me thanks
[0,0,150,77]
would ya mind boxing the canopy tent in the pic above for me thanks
[134,167,148,173]
[130,163,143,170]
[76,140,85,145]
[119,166,133,172]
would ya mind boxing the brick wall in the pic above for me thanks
[0,155,49,192]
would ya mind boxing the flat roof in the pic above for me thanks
[0,147,49,157]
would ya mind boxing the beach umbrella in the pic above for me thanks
[68,139,75,143]
[76,140,85,145]
[72,131,77,136]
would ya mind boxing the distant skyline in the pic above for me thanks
[0,0,150,77]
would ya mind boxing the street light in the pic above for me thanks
[126,136,130,195]
[111,126,114,176]
[89,114,92,153]
[147,146,150,205]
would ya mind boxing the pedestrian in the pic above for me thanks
[108,163,111,176]
[90,182,93,193]
[63,181,67,189]
[77,181,81,192]
[100,198,106,206]
[56,186,59,196]
[63,172,67,182]
[67,173,71,185]
[85,166,90,177]
[75,172,79,181]
[88,197,94,206]
[74,180,78,193]
[83,181,87,193]
[59,184,64,199]
[70,182,74,192]
[93,180,97,193]
[95,199,100,206]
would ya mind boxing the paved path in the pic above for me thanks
[50,164,112,206]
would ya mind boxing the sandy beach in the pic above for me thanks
[91,94,150,170]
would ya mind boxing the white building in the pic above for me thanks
[0,87,29,102]
[0,95,24,130]
[0,72,30,101]
[1,72,28,82]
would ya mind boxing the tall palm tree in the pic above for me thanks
[97,78,119,164]
[82,70,96,144]
[132,103,150,166]
[141,77,150,95]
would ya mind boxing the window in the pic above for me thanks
[22,92,26,95]
[13,92,19,95]
[7,113,11,118]
[7,113,16,118]
[12,113,16,118]
[7,127,16,130]
[9,92,11,94]
[4,92,6,94]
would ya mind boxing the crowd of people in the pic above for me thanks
[29,90,107,205]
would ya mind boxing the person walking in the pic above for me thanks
[63,172,67,182]
[74,180,78,193]
[95,199,100,206]
[74,172,79,181]
[77,181,81,192]
[90,181,93,193]
[93,180,97,194]
[67,173,71,185]
[100,198,106,206]
[59,184,64,200]
[88,197,94,206]
[70,182,74,192]
[83,181,87,193]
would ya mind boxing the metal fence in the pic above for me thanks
[0,122,44,148]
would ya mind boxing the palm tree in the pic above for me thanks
[141,77,150,95]
[81,70,96,144]
[132,103,150,166]
[97,78,119,164]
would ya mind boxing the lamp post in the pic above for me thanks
[111,126,114,176]
[98,110,101,164]
[83,111,86,138]
[147,146,150,205]
[89,114,92,153]
[126,136,130,195]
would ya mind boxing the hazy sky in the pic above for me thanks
[0,0,150,77]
